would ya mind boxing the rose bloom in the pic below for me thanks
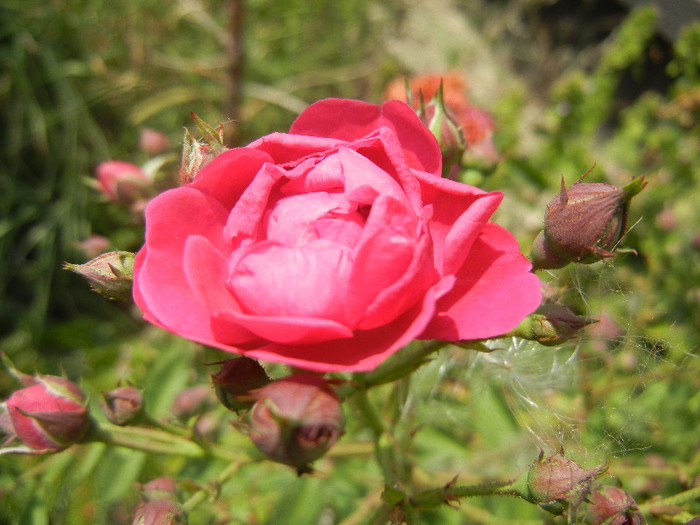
[133,99,540,372]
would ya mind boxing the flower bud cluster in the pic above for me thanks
[210,358,344,473]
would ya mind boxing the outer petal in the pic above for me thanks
[240,283,444,372]
[190,147,274,209]
[134,187,229,341]
[421,223,541,341]
[415,169,503,276]
[247,132,346,166]
[290,98,442,177]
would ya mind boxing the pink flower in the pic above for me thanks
[133,99,540,372]
[95,160,150,204]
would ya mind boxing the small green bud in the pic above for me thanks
[64,251,135,301]
[507,304,596,346]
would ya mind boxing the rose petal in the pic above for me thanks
[265,190,363,248]
[229,241,353,325]
[415,169,503,275]
[213,310,353,345]
[248,132,346,165]
[191,148,274,209]
[291,98,442,177]
[135,187,229,341]
[182,235,257,345]
[241,283,443,372]
[223,162,286,245]
[345,195,430,327]
[421,223,542,340]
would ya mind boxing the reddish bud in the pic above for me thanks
[96,160,150,205]
[248,374,344,472]
[139,128,170,157]
[72,235,110,260]
[141,476,178,502]
[588,486,643,525]
[170,385,214,420]
[64,251,134,301]
[210,357,270,412]
[2,374,89,454]
[531,170,646,270]
[132,499,183,525]
[513,451,607,515]
[101,385,142,425]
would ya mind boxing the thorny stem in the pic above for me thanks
[337,340,449,400]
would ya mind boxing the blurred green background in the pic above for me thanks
[1,0,699,523]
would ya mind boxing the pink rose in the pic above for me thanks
[95,160,150,204]
[133,99,540,372]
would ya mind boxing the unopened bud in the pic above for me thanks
[179,113,227,184]
[588,486,643,525]
[248,374,344,473]
[512,451,607,515]
[139,128,171,157]
[170,385,214,420]
[64,251,134,301]
[508,304,596,346]
[132,499,183,525]
[101,385,142,425]
[96,160,150,205]
[1,371,89,454]
[141,476,178,502]
[416,85,466,172]
[210,357,270,412]
[531,170,646,270]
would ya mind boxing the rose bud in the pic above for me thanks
[210,357,270,412]
[101,385,142,425]
[512,451,607,515]
[64,250,134,301]
[416,86,466,173]
[247,374,344,473]
[132,499,183,525]
[96,160,151,205]
[588,486,644,525]
[141,476,178,502]
[170,385,215,420]
[1,373,89,454]
[72,234,110,260]
[530,171,646,270]
[179,112,227,184]
[507,303,596,346]
[139,128,170,157]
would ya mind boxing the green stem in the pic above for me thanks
[337,340,449,399]
[638,485,700,513]
[181,459,245,513]
[409,479,517,509]
[352,381,401,486]
[85,420,242,462]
